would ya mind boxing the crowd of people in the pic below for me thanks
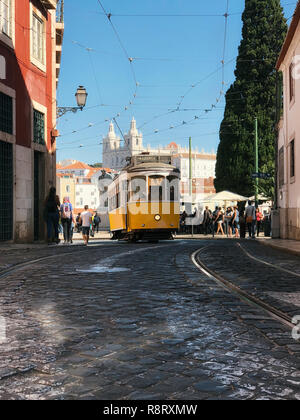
[180,200,267,239]
[44,187,101,245]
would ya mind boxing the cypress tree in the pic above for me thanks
[214,0,287,197]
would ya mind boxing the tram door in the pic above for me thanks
[33,151,45,241]
[0,140,13,241]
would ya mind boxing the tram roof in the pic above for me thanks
[126,162,180,173]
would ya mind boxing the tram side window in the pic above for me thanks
[129,176,147,202]
[109,194,117,211]
[166,175,179,202]
[149,175,164,202]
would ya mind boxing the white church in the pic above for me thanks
[102,118,216,201]
[102,118,144,171]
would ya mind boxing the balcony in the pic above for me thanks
[55,0,64,86]
[40,0,57,10]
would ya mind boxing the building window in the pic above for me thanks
[0,91,13,134]
[32,13,45,64]
[0,0,11,37]
[290,139,295,179]
[66,185,70,193]
[33,109,45,144]
[289,62,295,102]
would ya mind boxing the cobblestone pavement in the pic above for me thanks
[197,240,300,319]
[0,240,299,400]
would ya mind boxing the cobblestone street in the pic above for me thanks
[0,240,299,400]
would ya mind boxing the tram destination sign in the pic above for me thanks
[251,172,272,180]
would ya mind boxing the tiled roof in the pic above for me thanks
[62,161,93,170]
[167,142,179,149]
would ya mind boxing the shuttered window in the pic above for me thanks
[0,0,11,37]
[33,109,45,145]
[32,13,45,64]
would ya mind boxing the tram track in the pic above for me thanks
[191,246,295,330]
[237,242,300,278]
[0,243,114,280]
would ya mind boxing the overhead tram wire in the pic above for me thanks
[141,0,231,139]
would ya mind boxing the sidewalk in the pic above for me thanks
[259,238,300,257]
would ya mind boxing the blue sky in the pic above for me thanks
[56,0,297,164]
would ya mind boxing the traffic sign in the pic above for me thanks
[251,172,272,180]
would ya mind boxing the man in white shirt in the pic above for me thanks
[80,205,92,245]
[245,200,256,239]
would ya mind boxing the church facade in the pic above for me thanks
[102,118,144,171]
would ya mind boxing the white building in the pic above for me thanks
[276,1,300,240]
[103,118,144,171]
[102,118,216,176]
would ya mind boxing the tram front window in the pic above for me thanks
[149,175,165,202]
[129,176,147,202]
[166,175,179,202]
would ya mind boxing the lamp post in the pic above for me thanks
[57,86,88,118]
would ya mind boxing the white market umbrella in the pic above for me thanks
[203,190,249,204]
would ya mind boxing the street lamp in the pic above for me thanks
[57,85,88,118]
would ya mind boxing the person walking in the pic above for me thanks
[245,200,256,238]
[256,208,264,237]
[225,207,234,237]
[203,206,211,235]
[44,187,60,245]
[232,206,240,238]
[93,212,101,233]
[60,197,74,244]
[180,211,187,233]
[212,206,219,237]
[80,205,93,245]
[216,207,225,236]
[76,213,82,233]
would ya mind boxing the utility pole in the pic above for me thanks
[189,137,192,197]
[189,137,194,237]
[254,117,259,207]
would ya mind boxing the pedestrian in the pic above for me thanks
[203,206,211,235]
[245,200,256,238]
[256,208,264,237]
[76,213,82,233]
[44,187,60,245]
[212,206,219,237]
[60,197,74,244]
[232,206,240,238]
[180,211,187,233]
[239,209,246,238]
[80,205,93,245]
[216,207,225,236]
[93,212,101,233]
[225,206,234,237]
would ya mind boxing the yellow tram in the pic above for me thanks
[108,155,180,241]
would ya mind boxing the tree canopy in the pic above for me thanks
[215,0,287,197]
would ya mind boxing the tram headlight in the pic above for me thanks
[154,214,161,221]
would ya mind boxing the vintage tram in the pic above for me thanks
[108,154,180,241]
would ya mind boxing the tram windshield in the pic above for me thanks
[149,175,164,202]
[166,175,179,202]
[129,176,147,202]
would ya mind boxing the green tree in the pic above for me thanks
[215,0,287,198]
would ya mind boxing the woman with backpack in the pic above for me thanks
[44,187,60,245]
[60,197,74,244]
